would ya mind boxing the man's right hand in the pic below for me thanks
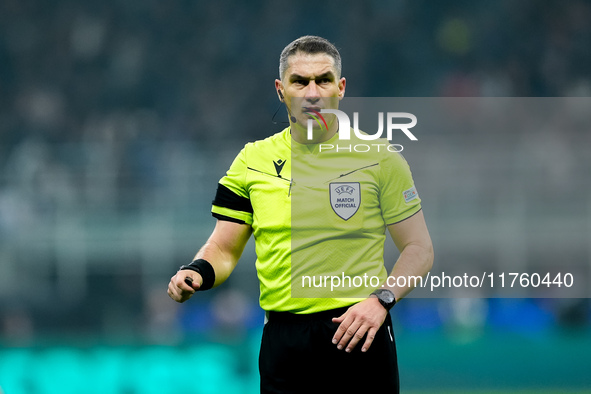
[167,270,203,303]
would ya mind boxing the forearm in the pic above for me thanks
[383,242,433,301]
[192,239,238,288]
[187,220,252,288]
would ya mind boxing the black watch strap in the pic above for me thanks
[371,289,397,311]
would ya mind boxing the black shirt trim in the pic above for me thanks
[212,212,247,225]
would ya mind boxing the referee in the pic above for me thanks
[168,36,434,393]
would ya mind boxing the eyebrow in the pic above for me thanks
[288,71,336,82]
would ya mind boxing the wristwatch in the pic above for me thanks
[370,289,397,311]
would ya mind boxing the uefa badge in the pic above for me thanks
[329,182,360,220]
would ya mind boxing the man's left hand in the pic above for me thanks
[331,297,388,353]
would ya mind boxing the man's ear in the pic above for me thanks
[338,77,346,99]
[275,79,284,101]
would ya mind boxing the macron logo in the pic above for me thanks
[273,159,286,176]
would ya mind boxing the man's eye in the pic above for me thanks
[294,80,307,86]
[319,78,331,84]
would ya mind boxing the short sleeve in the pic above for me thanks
[211,147,254,225]
[378,152,422,225]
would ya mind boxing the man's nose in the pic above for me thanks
[304,81,320,103]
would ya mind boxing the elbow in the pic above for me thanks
[427,246,434,273]
[422,242,434,276]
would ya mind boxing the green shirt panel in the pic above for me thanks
[212,128,421,313]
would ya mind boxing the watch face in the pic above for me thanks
[379,290,395,303]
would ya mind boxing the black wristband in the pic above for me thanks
[179,259,216,290]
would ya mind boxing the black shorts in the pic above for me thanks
[259,306,399,394]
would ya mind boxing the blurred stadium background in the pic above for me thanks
[1,0,591,392]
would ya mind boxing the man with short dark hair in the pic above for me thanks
[279,35,342,80]
[168,35,433,393]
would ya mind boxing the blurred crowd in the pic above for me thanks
[1,0,590,342]
[1,0,590,143]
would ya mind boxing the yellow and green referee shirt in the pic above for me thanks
[211,127,421,314]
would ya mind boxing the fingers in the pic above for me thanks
[331,310,349,346]
[167,271,200,303]
[333,316,370,353]
[331,301,387,353]
[361,327,378,353]
[167,278,188,303]
[184,276,201,290]
[331,313,345,324]
[331,312,347,344]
